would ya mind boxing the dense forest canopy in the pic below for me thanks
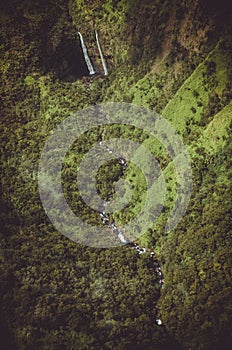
[0,0,232,349]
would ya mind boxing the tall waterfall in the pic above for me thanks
[78,32,95,75]
[95,29,108,76]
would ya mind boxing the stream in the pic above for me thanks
[74,25,164,323]
[98,139,164,326]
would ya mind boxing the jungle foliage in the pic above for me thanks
[0,0,232,349]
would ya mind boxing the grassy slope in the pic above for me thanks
[1,0,232,349]
[107,39,232,247]
[93,2,232,347]
[199,101,232,153]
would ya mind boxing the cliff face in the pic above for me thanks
[1,0,232,349]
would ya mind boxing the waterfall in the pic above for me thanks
[78,32,95,75]
[95,29,108,76]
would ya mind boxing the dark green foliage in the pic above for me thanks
[1,0,232,349]
[159,139,232,349]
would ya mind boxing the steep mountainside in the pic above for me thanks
[0,0,232,349]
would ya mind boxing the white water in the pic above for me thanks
[118,232,128,244]
[95,29,108,76]
[78,32,95,75]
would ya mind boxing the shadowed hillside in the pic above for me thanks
[0,0,232,349]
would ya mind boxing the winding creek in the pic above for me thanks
[78,32,164,323]
[98,140,164,326]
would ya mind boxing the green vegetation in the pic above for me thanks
[1,0,232,349]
